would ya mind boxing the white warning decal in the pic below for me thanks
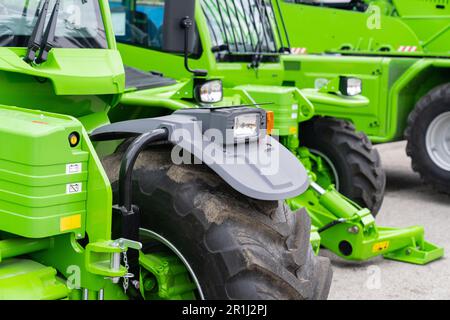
[66,163,82,175]
[398,46,417,52]
[66,183,82,194]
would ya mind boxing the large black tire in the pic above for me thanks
[102,146,332,300]
[299,117,386,215]
[406,83,450,194]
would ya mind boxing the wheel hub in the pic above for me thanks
[426,111,450,171]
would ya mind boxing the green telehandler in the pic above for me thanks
[281,0,450,57]
[0,0,334,300]
[110,0,388,215]
[272,0,450,194]
[107,0,443,266]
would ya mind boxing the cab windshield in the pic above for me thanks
[0,0,107,48]
[202,0,285,56]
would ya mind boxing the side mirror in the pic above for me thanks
[162,0,196,54]
[162,0,207,77]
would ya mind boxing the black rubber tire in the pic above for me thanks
[299,117,386,216]
[102,146,332,300]
[405,83,450,194]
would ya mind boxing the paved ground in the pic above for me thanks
[327,141,450,300]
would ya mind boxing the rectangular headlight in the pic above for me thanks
[340,77,362,96]
[174,107,266,145]
[195,80,223,104]
[234,113,260,140]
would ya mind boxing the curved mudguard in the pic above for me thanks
[91,109,309,201]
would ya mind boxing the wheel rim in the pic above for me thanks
[309,149,340,190]
[425,111,450,171]
[139,228,205,300]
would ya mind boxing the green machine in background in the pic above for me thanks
[107,0,443,266]
[280,0,450,56]
[274,0,450,194]
[0,0,335,300]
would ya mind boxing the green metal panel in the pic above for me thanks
[0,48,124,132]
[0,259,69,300]
[0,105,88,238]
[0,104,115,241]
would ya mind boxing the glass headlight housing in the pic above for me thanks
[195,80,223,104]
[234,113,260,140]
[339,77,362,96]
[174,107,267,145]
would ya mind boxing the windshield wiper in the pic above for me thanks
[36,0,60,64]
[211,44,230,53]
[24,0,50,63]
[249,39,263,70]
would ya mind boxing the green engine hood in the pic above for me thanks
[0,48,125,96]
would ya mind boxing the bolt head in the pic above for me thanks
[347,226,360,234]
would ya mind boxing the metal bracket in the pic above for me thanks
[113,238,143,251]
[289,186,444,265]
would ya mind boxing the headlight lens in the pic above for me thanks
[234,113,260,140]
[340,77,362,96]
[196,80,223,103]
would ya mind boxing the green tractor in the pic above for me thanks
[0,0,334,300]
[273,0,450,193]
[281,0,450,56]
[111,0,387,214]
[107,0,443,266]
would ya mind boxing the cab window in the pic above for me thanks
[0,0,107,48]
[109,0,165,49]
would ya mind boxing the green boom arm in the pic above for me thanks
[288,182,443,265]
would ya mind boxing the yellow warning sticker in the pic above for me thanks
[372,241,390,253]
[60,214,81,232]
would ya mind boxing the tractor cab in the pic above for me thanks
[109,0,291,71]
[109,0,210,90]
[0,0,125,131]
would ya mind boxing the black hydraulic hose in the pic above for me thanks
[118,129,169,211]
[318,218,346,234]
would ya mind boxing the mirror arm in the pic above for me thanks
[181,17,207,77]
